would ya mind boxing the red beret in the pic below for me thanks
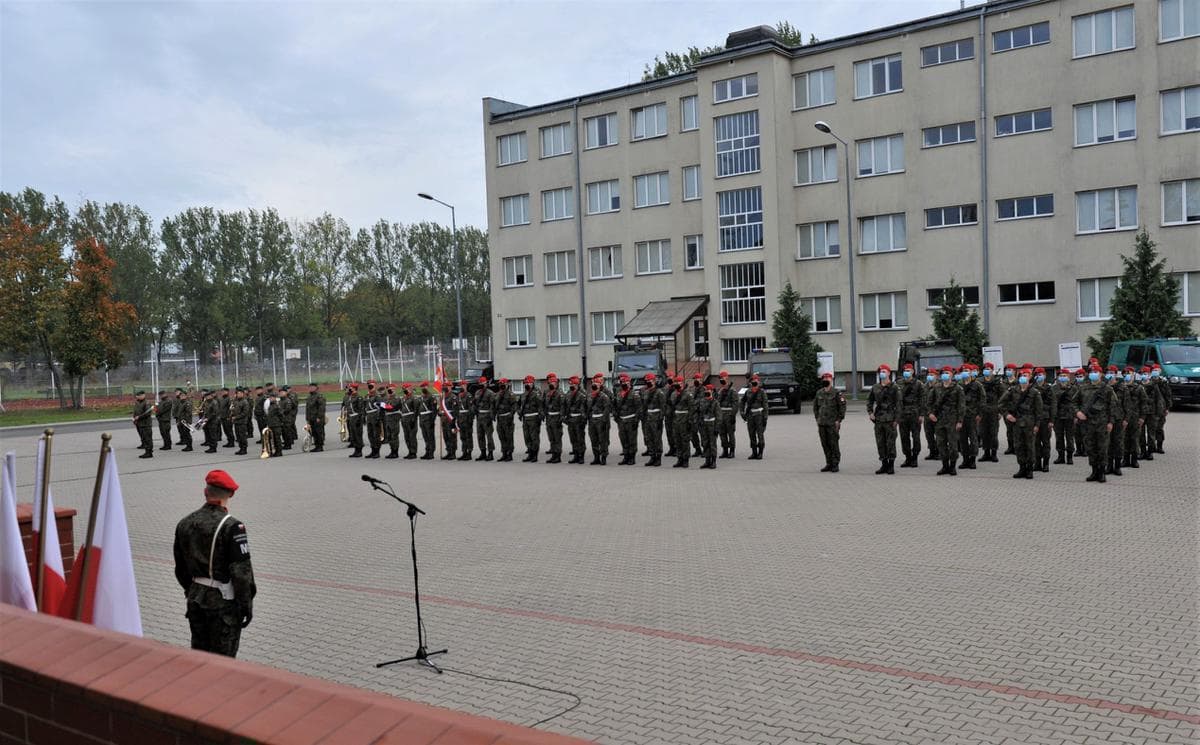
[498,377,509,384]
[569,375,581,384]
[942,365,955,373]
[643,373,655,381]
[704,383,714,390]
[1139,366,1151,373]
[593,372,604,380]
[719,370,729,378]
[205,469,238,493]
[478,376,488,384]
[877,364,891,374]
[821,372,833,379]
[1004,363,1017,370]
[903,363,913,370]
[665,370,675,378]
[674,375,684,383]
[1034,367,1045,374]
[523,374,535,383]
[547,373,558,381]
[420,380,430,387]
[1106,364,1118,371]
[402,382,413,389]
[1151,364,1161,369]
[983,362,994,369]
[750,374,760,381]
[693,373,703,380]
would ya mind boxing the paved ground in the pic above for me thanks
[5,405,1198,745]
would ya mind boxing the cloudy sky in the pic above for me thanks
[1,0,961,231]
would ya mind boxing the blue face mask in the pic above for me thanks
[1035,374,1045,383]
[902,370,912,379]
[983,369,993,377]
[1076,376,1085,383]
[1089,372,1100,382]
[1104,372,1114,380]
[940,372,951,382]
[1123,374,1133,382]
[1151,370,1159,378]
[878,372,888,381]
[970,370,978,378]
[1058,376,1068,384]
[1018,375,1029,385]
[926,375,935,383]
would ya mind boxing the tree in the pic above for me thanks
[641,22,811,81]
[774,21,806,46]
[296,213,355,336]
[1087,230,1190,364]
[160,208,222,357]
[770,282,823,399]
[929,278,989,366]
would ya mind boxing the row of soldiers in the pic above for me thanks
[337,371,770,468]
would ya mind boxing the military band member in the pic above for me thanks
[896,364,923,467]
[474,377,496,461]
[364,382,383,459]
[813,372,846,472]
[999,365,1042,479]
[231,387,252,455]
[285,385,300,449]
[741,374,769,460]
[418,381,437,459]
[203,390,222,454]
[344,383,364,458]
[867,365,899,475]
[1050,370,1078,464]
[670,375,693,468]
[1076,366,1116,483]
[275,386,294,450]
[518,375,543,462]
[566,376,589,464]
[155,390,174,450]
[928,366,964,476]
[263,391,284,457]
[541,374,564,463]
[495,378,517,461]
[715,371,739,459]
[613,373,641,465]
[399,383,420,459]
[640,373,666,467]
[454,381,475,461]
[132,391,155,458]
[307,382,327,453]
[252,385,266,444]
[174,388,194,452]
[588,374,613,465]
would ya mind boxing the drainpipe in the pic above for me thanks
[979,7,991,336]
[572,98,588,378]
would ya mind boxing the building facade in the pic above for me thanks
[482,0,1199,389]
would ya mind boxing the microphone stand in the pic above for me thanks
[367,478,448,673]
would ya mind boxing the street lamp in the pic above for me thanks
[814,121,860,398]
[418,192,465,376]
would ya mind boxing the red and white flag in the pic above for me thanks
[435,354,455,424]
[0,452,36,611]
[62,450,142,635]
[31,438,67,616]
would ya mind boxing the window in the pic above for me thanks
[999,281,1056,304]
[797,221,840,259]
[1161,86,1200,133]
[681,96,698,131]
[997,194,1055,220]
[588,245,622,279]
[995,108,1053,136]
[683,165,701,201]
[803,296,842,333]
[793,67,835,109]
[635,239,671,275]
[584,113,618,148]
[714,73,758,103]
[922,121,976,148]
[925,204,978,228]
[547,314,580,346]
[544,250,576,284]
[685,234,704,269]
[1076,186,1138,233]
[497,132,527,165]
[592,311,625,344]
[586,179,620,214]
[926,286,980,308]
[541,187,574,222]
[719,262,766,324]
[500,194,530,227]
[993,21,1051,52]
[795,145,838,185]
[506,317,535,348]
[1078,277,1120,320]
[714,111,761,177]
[860,291,908,330]
[717,187,764,252]
[856,134,904,176]
[503,255,533,288]
[722,337,766,364]
[1178,271,1200,315]
[860,214,907,253]
[540,123,572,158]
[634,172,670,207]
[1074,97,1136,145]
[921,38,975,66]
[854,54,902,98]
[1163,179,1200,224]
[1074,6,1135,56]
[632,103,668,140]
[1160,0,1200,41]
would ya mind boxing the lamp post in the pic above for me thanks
[814,121,859,398]
[417,192,465,377]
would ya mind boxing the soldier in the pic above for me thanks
[1139,366,1162,461]
[1050,369,1078,464]
[378,384,398,458]
[1001,363,1018,454]
[275,386,294,450]
[449,381,471,461]
[696,383,719,469]
[437,381,458,460]
[663,369,678,458]
[958,365,984,470]
[566,376,588,464]
[613,373,641,465]
[978,362,1003,462]
[741,374,769,460]
[1149,364,1171,453]
[399,383,420,459]
[688,374,705,457]
[344,383,364,458]
[999,365,1042,479]
[715,371,739,458]
[174,388,194,452]
[215,388,232,448]
[928,366,964,475]
[518,375,543,462]
[640,373,666,467]
[263,391,284,457]
[231,387,252,455]
[364,382,383,459]
[1076,365,1117,483]
[173,470,256,658]
[131,391,155,458]
[541,374,564,463]
[203,390,222,454]
[867,365,899,475]
[1120,367,1145,470]
[1073,369,1089,457]
[813,372,846,472]
[1104,365,1126,476]
[495,378,517,461]
[416,381,438,459]
[588,374,613,465]
[897,364,923,467]
[156,390,174,451]
[252,385,266,444]
[921,367,939,461]
[670,375,693,468]
[1031,368,1054,472]
[285,385,300,450]
[306,382,327,453]
[474,377,496,461]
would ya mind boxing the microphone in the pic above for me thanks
[362,474,386,485]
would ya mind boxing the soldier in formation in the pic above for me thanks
[613,373,640,465]
[588,373,613,465]
[1050,369,1078,464]
[417,381,437,459]
[156,390,174,451]
[474,377,496,461]
[715,371,739,459]
[812,371,845,472]
[696,383,719,469]
[174,388,194,452]
[566,375,589,464]
[518,375,542,462]
[495,378,517,461]
[263,390,284,457]
[640,373,666,467]
[999,365,1042,479]
[231,387,252,455]
[740,374,769,460]
[306,382,327,453]
[542,375,564,463]
[958,365,984,470]
[921,367,939,462]
[867,365,899,475]
[978,362,1003,462]
[896,364,923,467]
[131,390,156,458]
[928,366,964,476]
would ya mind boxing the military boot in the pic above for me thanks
[700,457,714,470]
[404,451,417,460]
[936,458,950,475]
[367,449,381,459]
[947,459,957,476]
[349,448,362,458]
[236,446,247,455]
[1054,451,1066,464]
[1066,452,1073,464]
[886,459,895,474]
[820,463,832,472]
[1104,458,1115,474]
[1097,468,1107,483]
[548,453,562,464]
[673,456,688,468]
[1111,458,1122,476]
[1142,449,1154,461]
[729,446,735,459]
[182,445,193,452]
[600,454,607,465]
[925,451,939,461]
[457,453,471,461]
[875,461,887,475]
[386,449,399,459]
[1127,453,1139,468]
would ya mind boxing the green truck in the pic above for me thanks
[1108,337,1200,406]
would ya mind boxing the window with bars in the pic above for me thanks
[635,239,672,275]
[795,145,837,185]
[547,314,580,346]
[588,245,622,279]
[503,255,533,288]
[717,187,764,252]
[543,250,576,284]
[797,221,840,260]
[1074,97,1136,145]
[719,262,766,324]
[591,310,625,343]
[634,172,670,208]
[632,103,668,140]
[541,187,574,221]
[721,337,766,364]
[1076,186,1137,233]
[584,113,618,148]
[540,123,572,158]
[1078,277,1119,320]
[506,317,536,348]
[586,179,620,214]
[497,132,527,165]
[999,281,1055,304]
[860,291,908,330]
[714,111,760,177]
[803,296,842,332]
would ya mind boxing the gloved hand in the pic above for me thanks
[239,603,253,628]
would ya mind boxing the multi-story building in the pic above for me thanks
[482,0,1199,390]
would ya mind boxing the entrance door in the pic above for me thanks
[692,318,708,358]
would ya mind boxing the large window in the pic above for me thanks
[921,38,974,66]
[1163,179,1200,225]
[500,194,530,227]
[632,103,668,140]
[588,245,622,280]
[860,292,908,330]
[925,204,978,229]
[856,134,904,177]
[635,239,671,275]
[923,121,976,148]
[1161,86,1200,134]
[719,262,766,324]
[722,337,767,364]
[586,179,620,214]
[1076,186,1138,233]
[860,214,907,253]
[497,132,527,165]
[547,314,580,346]
[1178,271,1200,315]
[714,111,761,177]
[506,317,535,348]
[993,21,1050,52]
[540,123,572,158]
[1160,0,1199,41]
[717,187,764,252]
[714,73,758,103]
[503,255,533,288]
[795,145,837,185]
[854,54,902,98]
[797,221,840,260]
[1078,277,1120,320]
[997,194,1055,220]
[634,172,670,208]
[680,96,698,131]
[685,234,704,270]
[544,250,576,284]
[541,187,573,222]
[999,281,1055,304]
[926,286,980,308]
[1074,97,1136,145]
[584,113,618,148]
[1074,6,1135,56]
[995,108,1053,137]
[591,310,625,344]
[793,67,835,109]
[683,165,701,201]
[803,296,842,333]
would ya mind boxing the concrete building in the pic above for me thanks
[482,0,1199,390]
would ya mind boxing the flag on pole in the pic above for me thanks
[436,353,455,425]
[0,452,36,611]
[62,450,142,635]
[433,354,445,394]
[32,439,67,616]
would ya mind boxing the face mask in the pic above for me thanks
[1035,374,1045,383]
[902,370,912,379]
[1089,372,1100,382]
[1104,372,1114,380]
[1075,376,1084,383]
[926,375,935,383]
[1018,376,1029,385]
[878,372,887,381]
[1124,374,1133,382]
[969,370,978,378]
[940,373,951,382]
[1058,376,1068,384]
[1005,371,1014,378]
[1151,370,1159,378]
[983,369,992,377]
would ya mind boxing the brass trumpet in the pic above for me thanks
[338,413,348,442]
[302,423,313,452]
[260,427,275,459]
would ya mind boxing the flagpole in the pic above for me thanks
[34,428,54,612]
[74,433,112,621]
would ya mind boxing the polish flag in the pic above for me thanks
[31,438,67,616]
[0,452,36,611]
[62,450,142,635]
[433,355,445,394]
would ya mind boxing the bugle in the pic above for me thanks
[338,413,348,442]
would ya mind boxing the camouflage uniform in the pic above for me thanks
[740,382,769,460]
[174,502,256,658]
[979,370,1004,461]
[896,374,923,467]
[455,386,475,461]
[173,392,194,452]
[1033,379,1054,472]
[715,380,739,458]
[813,379,846,471]
[263,396,284,457]
[495,383,517,461]
[418,388,438,459]
[518,382,543,462]
[565,382,588,463]
[1121,374,1146,469]
[156,393,174,450]
[132,395,155,457]
[587,383,613,464]
[1076,376,1118,483]
[1105,374,1127,476]
[541,382,565,463]
[219,391,235,447]
[364,388,384,458]
[696,387,719,469]
[231,391,252,455]
[1140,374,1163,460]
[1049,379,1078,464]
[640,380,666,466]
[866,377,899,474]
[253,389,267,443]
[306,387,327,453]
[921,372,939,461]
[438,388,458,460]
[929,377,965,475]
[381,389,399,458]
[399,388,420,458]
[999,380,1043,478]
[474,383,497,460]
[613,380,642,465]
[1151,372,1172,452]
[670,384,694,468]
[958,374,984,469]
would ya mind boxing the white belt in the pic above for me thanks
[458,410,470,414]
[192,577,234,600]
[720,407,734,411]
[704,417,716,422]
[750,408,764,412]
[478,409,492,413]
[621,414,637,420]
[522,413,540,419]
[591,414,606,418]
[569,413,584,418]
[401,412,416,417]
[675,409,689,413]
[646,408,661,413]
[547,412,562,417]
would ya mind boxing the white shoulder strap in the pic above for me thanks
[209,514,234,579]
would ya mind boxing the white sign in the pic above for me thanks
[451,338,469,351]
[285,348,302,360]
[982,346,1004,370]
[817,352,834,379]
[1058,342,1082,371]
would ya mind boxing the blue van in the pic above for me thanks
[1108,337,1200,405]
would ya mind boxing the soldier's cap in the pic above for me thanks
[704,383,714,391]
[255,385,263,389]
[1089,357,1100,364]
[941,365,955,373]
[592,372,604,380]
[902,364,913,370]
[1123,366,1135,373]
[692,373,703,380]
[419,380,430,387]
[175,387,185,393]
[1151,363,1162,370]
[281,385,290,390]
[367,379,376,386]
[401,382,413,389]
[983,362,994,369]
[569,375,581,384]
[546,373,558,381]
[1003,363,1017,370]
[1035,367,1045,374]
[221,387,229,392]
[750,373,760,380]
[820,372,834,380]
[523,374,535,383]
[135,390,146,396]
[309,381,318,387]
[498,377,509,385]
[719,370,729,378]
[618,373,630,381]
[1139,366,1151,373]
[157,389,167,395]
[674,375,684,383]
[205,469,238,493]
[478,376,488,384]
[666,370,675,378]
[1106,364,1118,371]
[1076,368,1087,375]
[877,364,891,374]
[348,383,359,390]
[643,373,655,382]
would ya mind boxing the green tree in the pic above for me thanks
[160,207,222,357]
[641,22,811,81]
[1087,229,1190,364]
[774,21,806,46]
[770,282,823,399]
[929,278,989,366]
[296,213,355,336]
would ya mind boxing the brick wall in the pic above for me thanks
[15,503,76,579]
